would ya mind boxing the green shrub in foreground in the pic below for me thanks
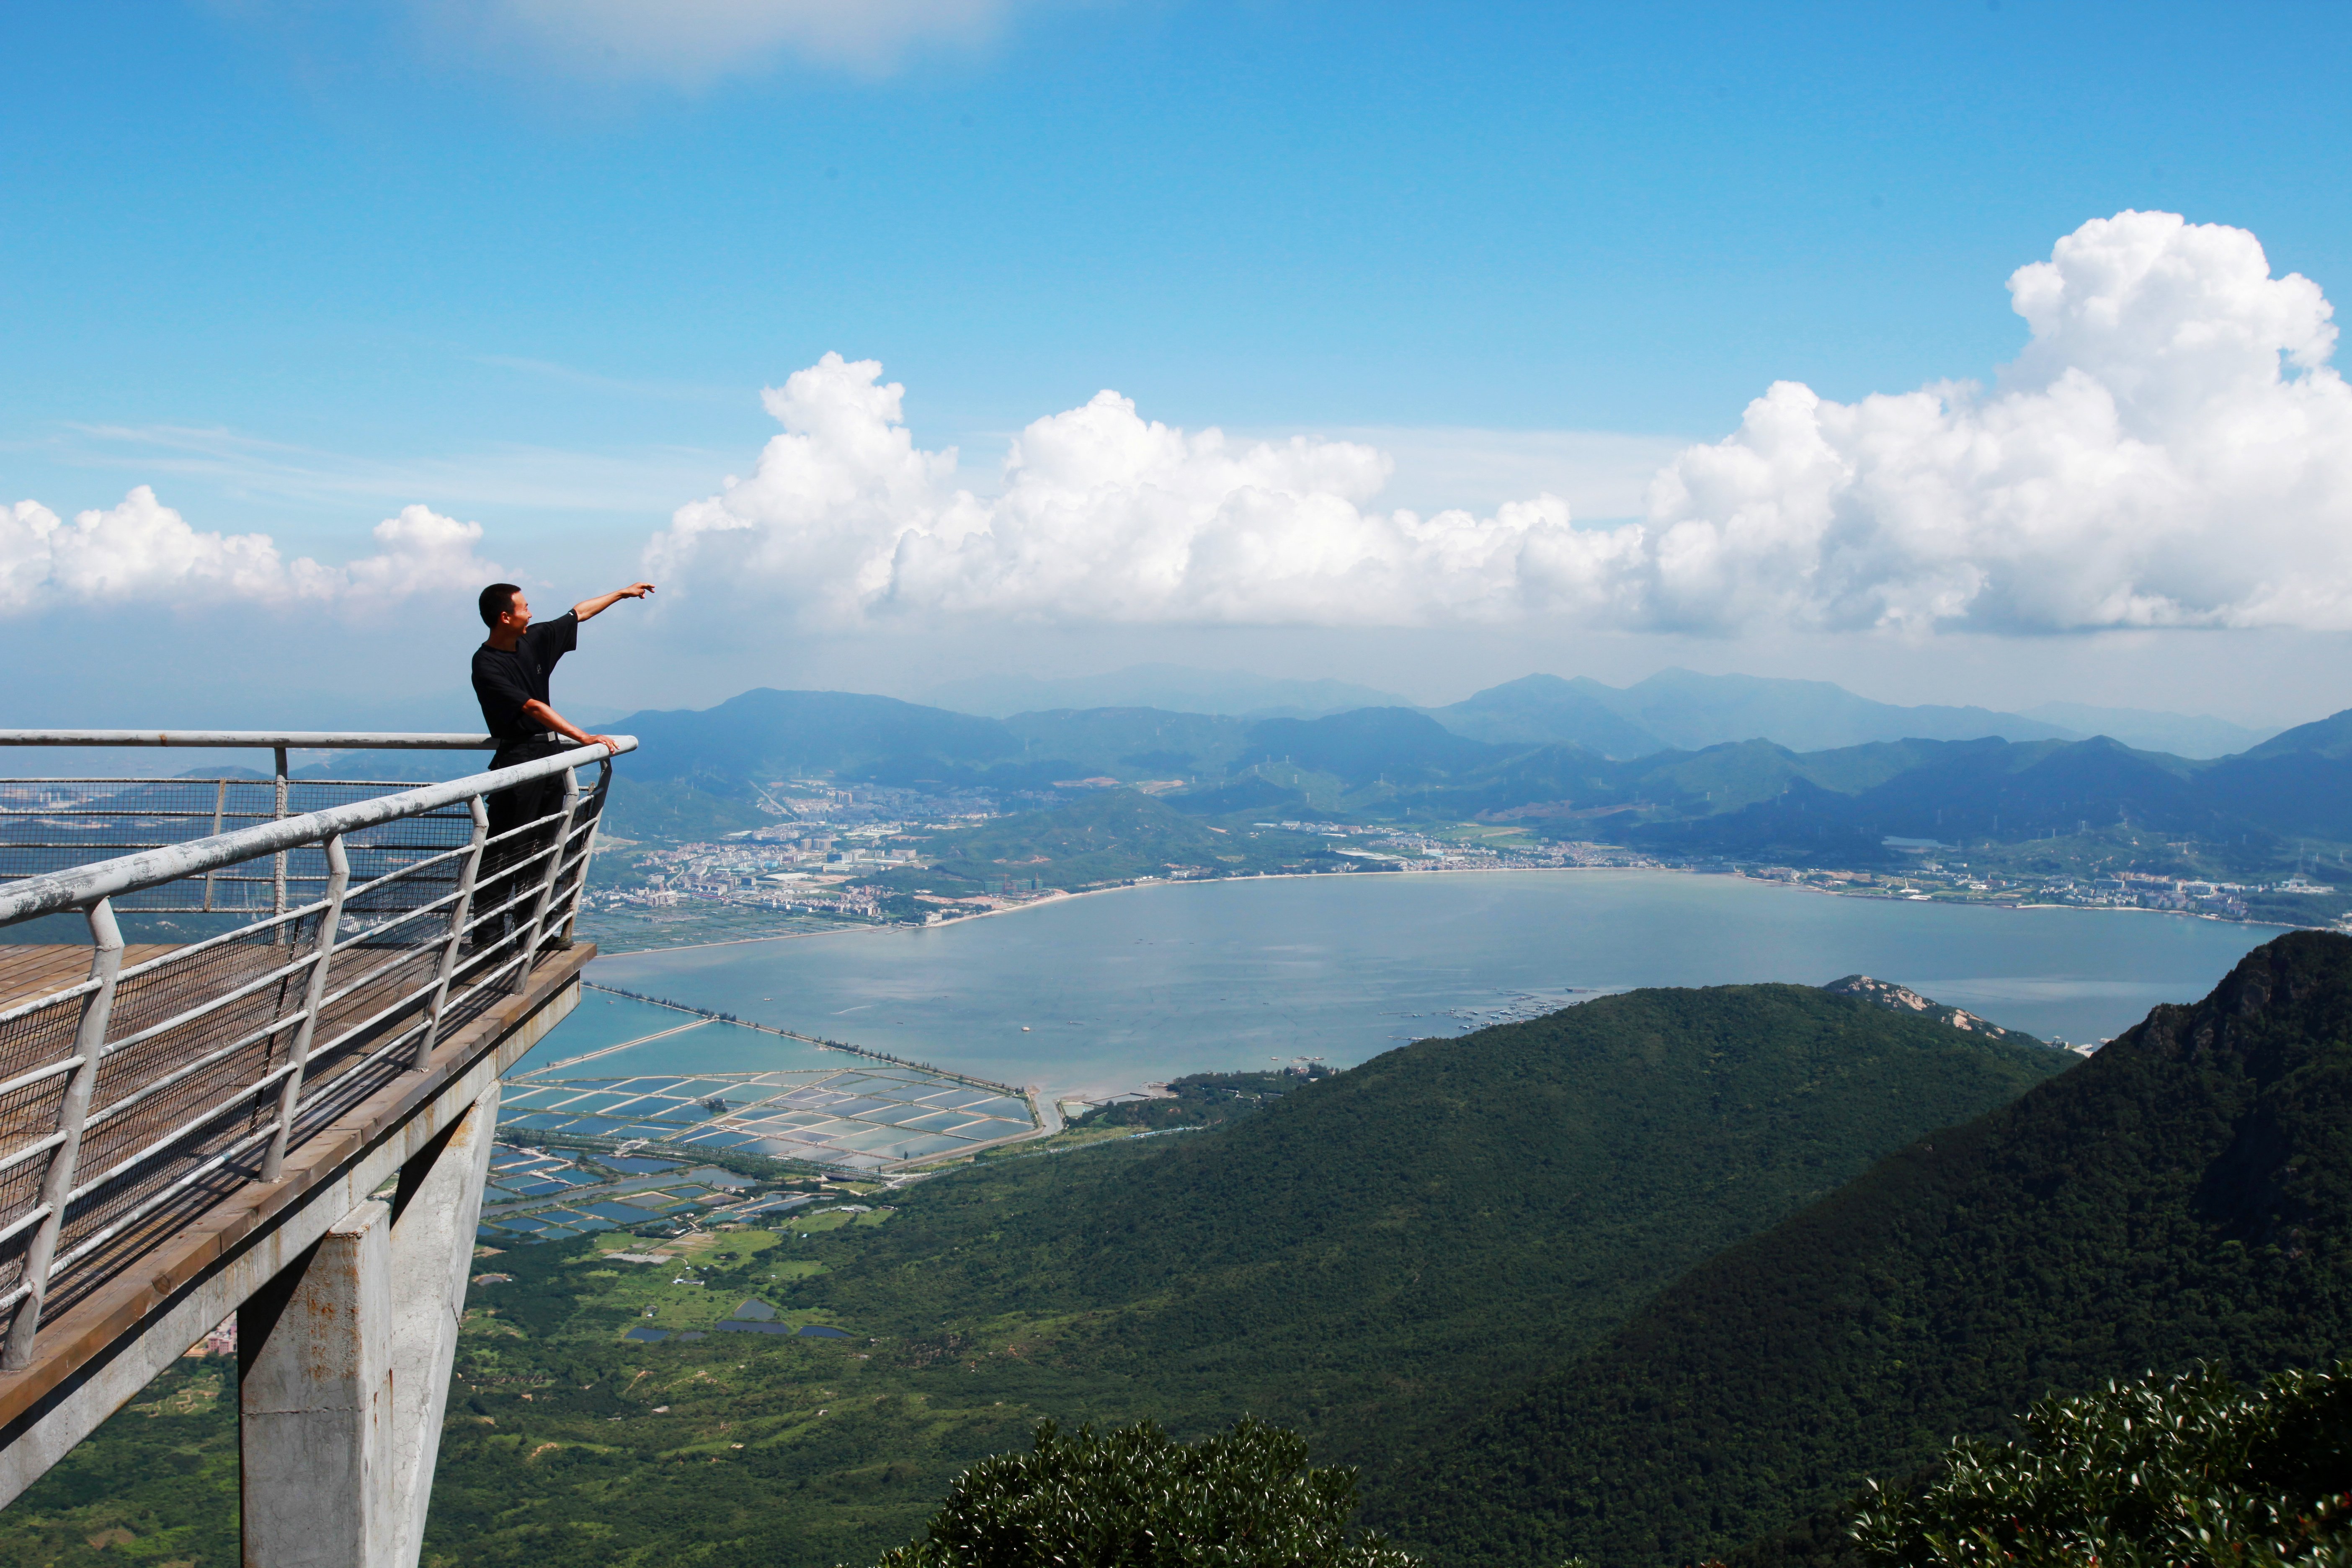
[1854,1361,2352,1568]
[867,1416,1418,1568]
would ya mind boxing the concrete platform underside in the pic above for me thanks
[0,942,591,1534]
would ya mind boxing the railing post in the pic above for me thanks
[2,898,124,1369]
[261,833,349,1183]
[202,779,226,914]
[271,745,289,921]
[409,797,488,1070]
[557,759,613,947]
[506,766,580,994]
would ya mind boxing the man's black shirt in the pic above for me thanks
[471,611,578,740]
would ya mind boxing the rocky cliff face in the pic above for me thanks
[1822,972,2046,1045]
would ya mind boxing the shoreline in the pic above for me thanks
[567,865,2302,1114]
[586,864,1688,960]
[587,862,2310,962]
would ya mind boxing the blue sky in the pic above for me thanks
[5,2,2352,729]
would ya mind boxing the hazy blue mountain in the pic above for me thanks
[1583,668,2077,752]
[2022,699,2278,759]
[2238,705,2352,762]
[1424,675,1669,758]
[1628,729,2352,870]
[610,688,1021,784]
[923,664,1410,719]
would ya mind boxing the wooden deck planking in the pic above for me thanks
[0,945,180,1013]
[0,933,559,1333]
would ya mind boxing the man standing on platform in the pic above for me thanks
[470,579,655,872]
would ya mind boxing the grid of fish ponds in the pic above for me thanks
[495,1064,1036,1173]
[477,1143,752,1245]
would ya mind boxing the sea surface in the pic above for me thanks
[544,871,2285,1098]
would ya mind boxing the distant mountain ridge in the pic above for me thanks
[908,665,2276,756]
[2022,699,2276,759]
[591,684,2352,878]
[1421,669,2271,759]
[922,663,1410,719]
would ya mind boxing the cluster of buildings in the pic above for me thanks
[589,818,930,917]
[1735,861,2336,923]
[1365,832,1651,872]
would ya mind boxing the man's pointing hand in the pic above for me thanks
[574,582,658,622]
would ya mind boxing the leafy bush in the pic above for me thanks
[1854,1361,2352,1567]
[868,1416,1417,1568]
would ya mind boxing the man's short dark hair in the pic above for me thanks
[478,583,522,629]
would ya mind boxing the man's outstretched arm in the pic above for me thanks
[573,581,656,622]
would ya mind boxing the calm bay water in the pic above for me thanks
[547,871,2284,1099]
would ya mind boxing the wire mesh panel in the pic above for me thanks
[0,741,622,1352]
[0,987,94,1328]
[0,780,473,912]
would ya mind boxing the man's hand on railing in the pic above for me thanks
[518,701,625,753]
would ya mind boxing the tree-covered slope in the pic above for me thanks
[1384,931,2352,1568]
[806,986,2068,1470]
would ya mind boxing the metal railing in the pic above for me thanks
[0,731,499,918]
[0,732,632,1367]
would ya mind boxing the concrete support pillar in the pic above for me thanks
[381,1080,500,1568]
[238,1202,393,1566]
[238,1083,500,1568]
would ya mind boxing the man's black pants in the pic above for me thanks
[479,737,574,940]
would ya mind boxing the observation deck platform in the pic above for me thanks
[0,941,591,1498]
[0,728,635,1566]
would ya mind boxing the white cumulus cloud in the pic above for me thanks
[649,354,1636,628]
[1640,210,2352,633]
[652,211,2352,636]
[0,489,504,615]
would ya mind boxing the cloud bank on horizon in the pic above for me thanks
[0,491,500,615]
[12,210,2349,639]
[651,210,2352,636]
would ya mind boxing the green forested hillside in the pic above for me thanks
[1070,1065,1340,1130]
[803,985,2068,1476]
[1385,931,2352,1568]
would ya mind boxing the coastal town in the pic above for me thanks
[573,779,2350,954]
